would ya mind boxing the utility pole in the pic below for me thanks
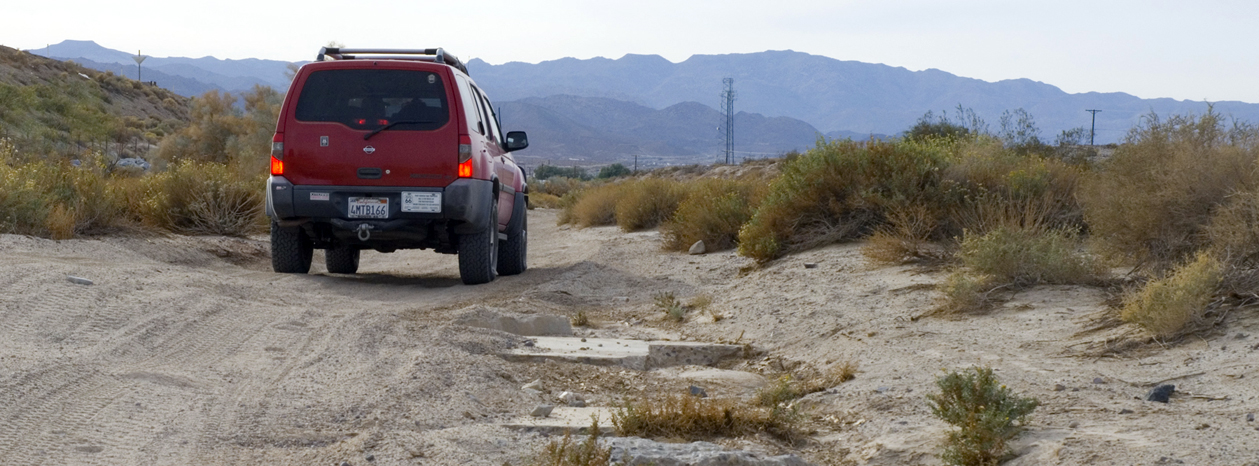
[633,154,638,174]
[1085,109,1102,146]
[720,78,736,164]
[133,50,147,82]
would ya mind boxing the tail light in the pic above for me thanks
[270,133,284,176]
[457,134,473,178]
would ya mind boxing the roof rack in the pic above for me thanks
[316,47,469,75]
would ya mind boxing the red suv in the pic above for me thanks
[266,47,528,285]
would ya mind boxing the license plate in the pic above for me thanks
[347,197,389,219]
[402,192,441,213]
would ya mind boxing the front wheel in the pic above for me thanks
[271,220,312,274]
[458,196,499,285]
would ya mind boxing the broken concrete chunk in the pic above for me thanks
[67,275,93,286]
[528,403,553,418]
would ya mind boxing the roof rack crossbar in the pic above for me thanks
[316,47,469,75]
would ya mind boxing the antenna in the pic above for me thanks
[720,78,736,164]
[133,50,147,82]
[1085,109,1102,145]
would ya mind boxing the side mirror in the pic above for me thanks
[504,131,529,151]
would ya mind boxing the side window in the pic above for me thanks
[454,75,484,134]
[477,91,503,144]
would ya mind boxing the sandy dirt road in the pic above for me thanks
[1,209,1256,465]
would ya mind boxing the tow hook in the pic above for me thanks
[355,223,374,242]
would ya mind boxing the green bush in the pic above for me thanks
[939,226,1099,313]
[927,366,1038,466]
[738,139,954,262]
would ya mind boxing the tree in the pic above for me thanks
[906,105,988,142]
[597,163,631,179]
[998,108,1047,154]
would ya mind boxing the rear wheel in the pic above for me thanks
[497,193,527,276]
[325,246,360,274]
[458,196,499,285]
[271,220,312,274]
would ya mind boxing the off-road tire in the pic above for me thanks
[497,192,527,276]
[325,246,360,274]
[458,196,499,285]
[271,220,312,273]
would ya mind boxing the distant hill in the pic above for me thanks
[468,51,1259,144]
[0,45,190,156]
[34,40,295,96]
[499,95,823,165]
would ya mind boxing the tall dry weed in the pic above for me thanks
[662,178,763,252]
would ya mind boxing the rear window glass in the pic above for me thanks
[294,69,450,131]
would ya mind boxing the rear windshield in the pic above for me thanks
[294,69,450,131]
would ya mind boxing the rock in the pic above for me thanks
[1068,421,1079,428]
[1145,384,1175,403]
[1119,408,1134,414]
[606,437,809,466]
[523,340,535,347]
[803,263,818,269]
[1247,413,1254,422]
[1237,333,1249,340]
[522,379,544,391]
[116,157,151,171]
[1092,377,1105,384]
[365,454,375,462]
[66,275,93,286]
[688,240,706,255]
[558,391,585,406]
[1053,384,1067,392]
[688,385,708,398]
[530,404,554,418]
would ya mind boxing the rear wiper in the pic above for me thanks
[364,120,433,140]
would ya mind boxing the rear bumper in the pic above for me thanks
[266,176,493,232]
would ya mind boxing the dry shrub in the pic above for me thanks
[1120,252,1222,339]
[927,366,1038,466]
[531,416,611,466]
[611,394,798,441]
[530,192,562,209]
[862,203,941,263]
[1205,188,1259,292]
[561,182,622,228]
[756,362,857,408]
[738,139,953,263]
[534,176,587,197]
[614,178,688,232]
[0,152,122,237]
[662,178,763,252]
[940,226,1100,313]
[942,138,1084,236]
[1081,110,1259,268]
[136,160,264,236]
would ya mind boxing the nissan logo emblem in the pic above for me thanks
[363,145,376,154]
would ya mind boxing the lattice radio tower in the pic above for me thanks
[720,78,736,164]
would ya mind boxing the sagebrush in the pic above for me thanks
[927,366,1038,466]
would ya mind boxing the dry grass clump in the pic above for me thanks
[927,366,1038,466]
[530,416,611,466]
[861,203,941,263]
[662,178,763,252]
[561,182,622,227]
[122,160,264,236]
[1080,110,1259,268]
[653,291,687,322]
[1120,252,1222,339]
[529,192,562,209]
[0,149,121,238]
[614,178,688,232]
[534,176,587,198]
[756,361,858,408]
[940,226,1100,313]
[611,394,798,441]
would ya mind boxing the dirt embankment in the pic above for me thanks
[0,209,1255,465]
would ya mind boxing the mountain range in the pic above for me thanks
[30,40,1259,164]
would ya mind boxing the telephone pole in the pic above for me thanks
[1085,109,1102,145]
[720,78,736,164]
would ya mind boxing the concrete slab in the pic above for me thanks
[453,307,572,336]
[501,407,617,434]
[501,337,743,370]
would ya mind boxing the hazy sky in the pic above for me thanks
[6,0,1257,103]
